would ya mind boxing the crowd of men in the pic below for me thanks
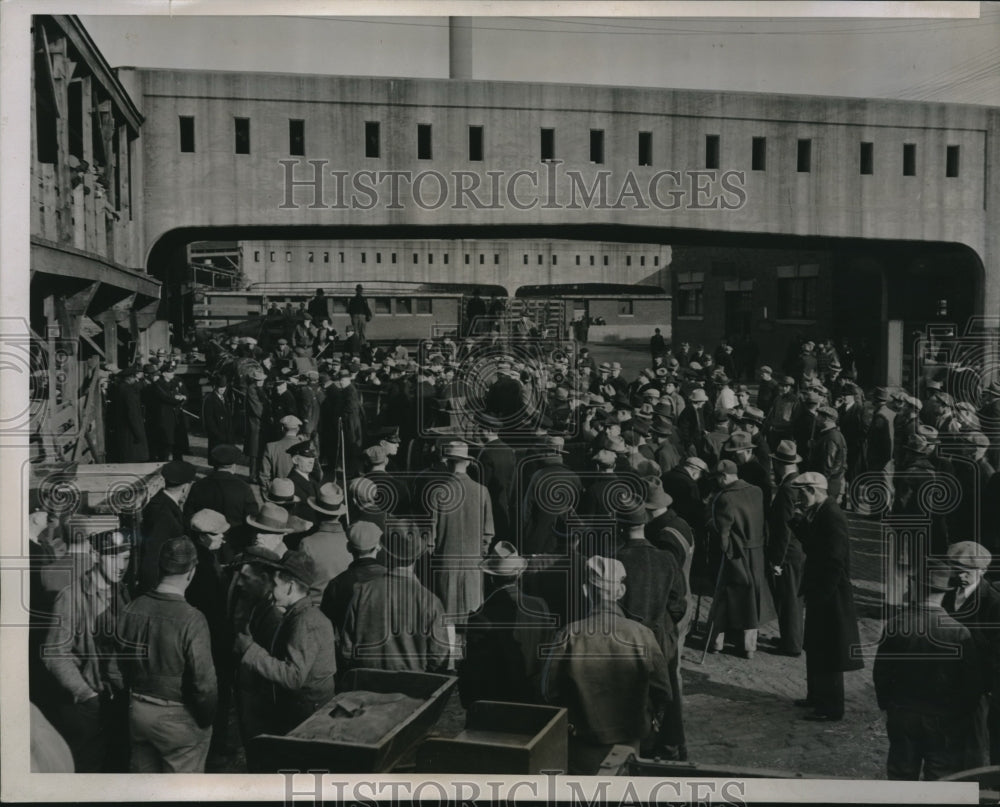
[27,313,1000,780]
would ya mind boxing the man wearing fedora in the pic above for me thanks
[244,367,269,485]
[430,440,495,665]
[341,527,450,673]
[235,551,338,737]
[648,414,682,475]
[541,556,671,775]
[137,460,197,595]
[361,443,412,517]
[459,541,553,708]
[866,386,897,510]
[245,502,301,559]
[677,387,709,459]
[519,435,583,555]
[942,541,1000,767]
[301,482,353,604]
[766,440,806,657]
[808,406,848,503]
[42,529,132,772]
[726,430,772,508]
[202,373,234,459]
[703,409,734,468]
[184,444,258,542]
[118,536,217,772]
[874,560,984,780]
[260,414,305,490]
[110,365,149,462]
[473,418,517,543]
[764,376,798,452]
[789,472,863,721]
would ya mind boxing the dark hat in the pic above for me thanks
[159,536,198,575]
[643,477,673,509]
[715,459,738,476]
[276,550,316,588]
[246,502,293,533]
[724,431,754,453]
[229,544,283,570]
[89,529,131,556]
[616,498,649,525]
[926,559,954,592]
[773,439,803,465]
[286,441,318,459]
[479,540,528,576]
[713,408,732,425]
[161,460,197,486]
[385,527,426,564]
[210,444,241,466]
[160,361,176,373]
[903,433,934,456]
[739,406,765,425]
[872,386,891,402]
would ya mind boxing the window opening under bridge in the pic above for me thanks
[179,116,195,153]
[860,142,873,175]
[235,118,250,154]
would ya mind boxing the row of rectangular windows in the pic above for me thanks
[677,276,817,320]
[179,115,962,177]
[253,250,661,267]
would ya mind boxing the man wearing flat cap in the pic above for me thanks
[458,541,553,708]
[260,414,305,490]
[136,460,198,595]
[789,472,863,721]
[943,541,1000,767]
[520,435,584,555]
[866,386,897,510]
[808,405,848,503]
[541,556,671,774]
[766,441,806,657]
[874,560,984,780]
[361,442,412,517]
[41,530,132,772]
[117,537,217,772]
[235,551,338,738]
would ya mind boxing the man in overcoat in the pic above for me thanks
[111,366,148,462]
[789,471,864,721]
[519,435,583,555]
[474,418,517,545]
[766,440,806,657]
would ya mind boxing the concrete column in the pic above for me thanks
[449,17,473,79]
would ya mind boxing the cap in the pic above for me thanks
[189,509,229,535]
[904,434,934,456]
[279,414,303,429]
[715,459,738,476]
[684,456,710,473]
[161,460,197,486]
[817,405,839,421]
[209,444,241,466]
[643,477,673,509]
[441,440,471,460]
[790,471,828,490]
[759,365,773,374]
[231,545,283,571]
[89,529,131,556]
[264,477,299,505]
[544,435,568,454]
[585,556,626,595]
[947,541,992,571]
[276,550,316,588]
[773,439,803,465]
[385,527,426,564]
[347,520,383,552]
[159,536,198,576]
[364,445,388,466]
[286,441,318,458]
[309,482,348,516]
[739,406,765,425]
[593,449,617,467]
[479,540,528,577]
[246,502,293,533]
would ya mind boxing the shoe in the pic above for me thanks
[771,647,802,658]
[743,650,755,660]
[793,698,813,707]
[803,712,842,722]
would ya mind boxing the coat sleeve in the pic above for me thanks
[810,508,850,603]
[241,610,333,694]
[708,493,734,557]
[184,611,219,728]
[42,585,97,703]
[127,392,145,440]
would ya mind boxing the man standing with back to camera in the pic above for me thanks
[348,284,372,345]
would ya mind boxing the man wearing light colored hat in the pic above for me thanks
[677,387,708,458]
[459,541,553,708]
[260,414,304,490]
[520,433,584,555]
[809,405,847,503]
[320,521,385,653]
[788,471,862,722]
[541,555,671,774]
[361,442,412,517]
[299,482,352,604]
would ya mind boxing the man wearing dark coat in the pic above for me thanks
[789,471,864,721]
[866,387,897,508]
[766,441,806,657]
[244,369,268,484]
[705,461,776,658]
[808,406,848,502]
[519,436,583,555]
[111,367,148,462]
[726,431,772,508]
[135,461,197,595]
[459,542,553,708]
[183,445,259,543]
[145,362,187,461]
[977,381,1000,469]
[485,362,524,420]
[202,373,234,458]
[473,419,517,544]
[327,370,364,477]
[270,377,299,439]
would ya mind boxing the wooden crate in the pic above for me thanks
[417,701,567,775]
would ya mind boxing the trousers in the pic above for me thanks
[805,653,844,718]
[886,707,968,781]
[129,696,212,773]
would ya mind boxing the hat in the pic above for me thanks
[643,477,673,509]
[655,367,669,378]
[925,379,943,391]
[249,367,266,382]
[479,540,528,577]
[650,417,675,435]
[89,529,131,556]
[804,390,824,406]
[724,431,753,453]
[688,362,703,372]
[716,373,731,386]
[739,406,765,425]
[544,435,568,454]
[287,441,318,459]
[385,527,426,564]
[872,386,891,403]
[773,439,803,465]
[231,545,283,571]
[817,405,839,421]
[642,387,662,400]
[606,436,628,454]
[160,361,176,374]
[713,409,732,426]
[308,482,347,516]
[598,362,612,373]
[585,556,626,595]
[780,376,796,386]
[442,440,471,460]
[189,509,229,535]
[246,502,293,533]
[347,521,383,552]
[277,338,288,345]
[689,389,708,403]
[263,477,299,505]
[159,536,198,575]
[593,449,617,467]
[364,445,388,466]
[926,560,954,592]
[683,456,709,473]
[947,541,992,571]
[276,550,316,588]
[715,459,738,476]
[903,433,934,456]
[759,365,773,375]
[916,424,939,444]
[209,443,241,466]
[279,414,303,429]
[616,499,649,525]
[161,460,197,486]
[790,471,828,490]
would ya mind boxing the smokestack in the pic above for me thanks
[449,17,473,79]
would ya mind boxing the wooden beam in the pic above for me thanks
[54,281,98,339]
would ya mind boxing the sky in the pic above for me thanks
[76,4,1000,106]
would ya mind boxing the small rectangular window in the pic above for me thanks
[428,254,434,264]
[365,122,380,158]
[376,252,381,264]
[654,256,660,267]
[638,132,652,166]
[903,143,916,176]
[705,135,720,169]
[640,256,645,267]
[494,254,499,265]
[417,124,432,160]
[416,299,433,315]
[479,254,485,265]
[361,252,367,264]
[552,255,557,266]
[523,255,529,265]
[469,126,484,161]
[307,251,314,263]
[289,119,305,156]
[465,254,470,265]
[590,130,604,164]
[323,252,329,263]
[413,253,419,264]
[391,253,397,264]
[946,145,960,178]
[331,298,348,314]
[179,116,195,152]
[443,254,449,265]
[270,251,275,262]
[396,298,412,314]
[254,251,260,262]
[541,128,555,161]
[285,251,292,262]
[603,256,609,266]
[590,256,595,266]
[626,256,632,267]
[374,298,392,315]
[538,255,544,266]
[860,142,873,175]
[619,300,634,316]
[751,137,766,171]
[575,256,581,266]
[235,118,250,154]
[797,139,811,173]
[339,252,345,263]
